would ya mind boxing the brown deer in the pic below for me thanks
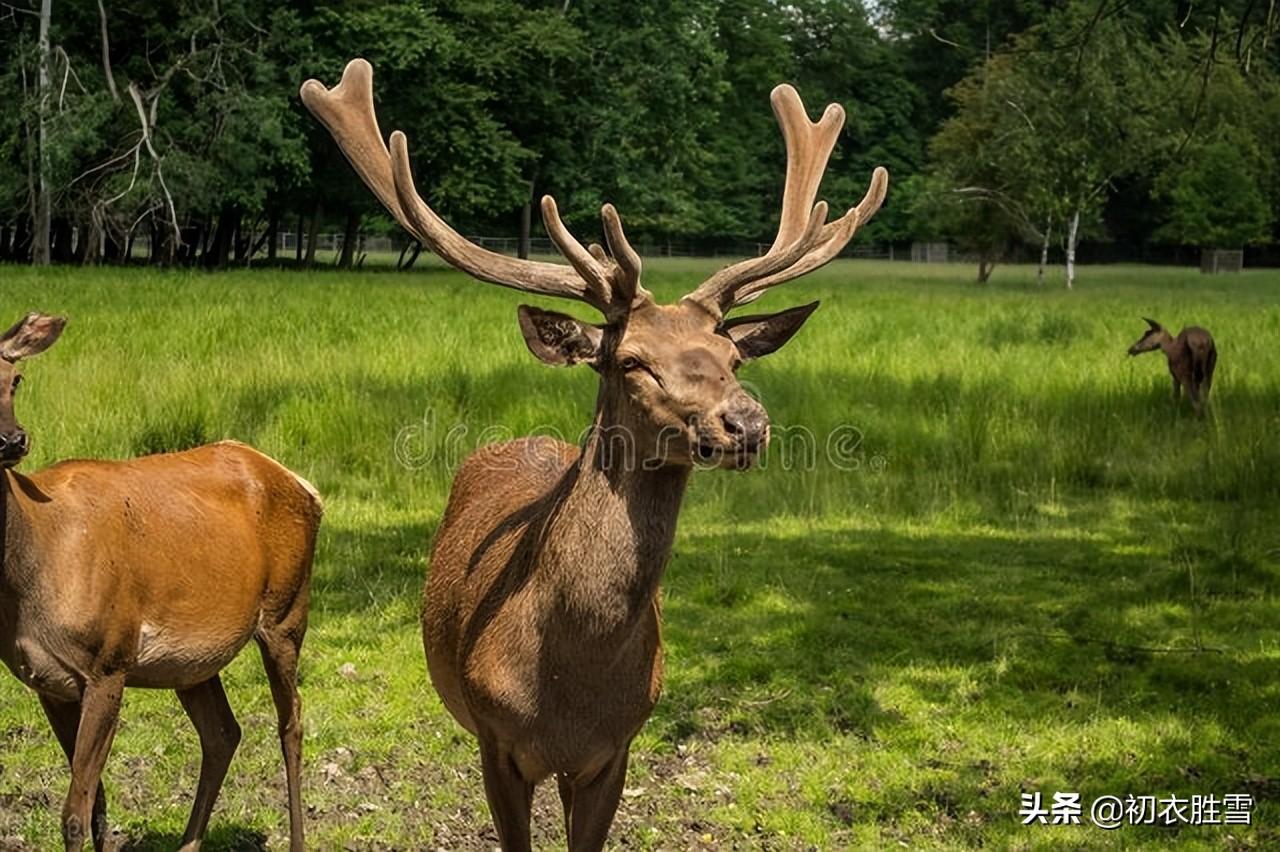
[302,58,886,851]
[0,313,321,852]
[1128,317,1217,414]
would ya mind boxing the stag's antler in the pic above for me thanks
[300,59,648,320]
[302,61,886,323]
[683,85,889,318]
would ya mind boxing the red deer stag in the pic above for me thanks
[0,313,321,852]
[302,59,887,851]
[1128,317,1217,414]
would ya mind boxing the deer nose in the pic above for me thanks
[721,406,769,451]
[0,430,28,459]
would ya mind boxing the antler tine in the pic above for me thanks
[732,166,889,305]
[302,58,618,312]
[683,83,888,317]
[540,196,613,308]
[684,202,828,316]
[299,59,408,232]
[387,134,601,305]
[770,84,845,251]
[601,203,651,308]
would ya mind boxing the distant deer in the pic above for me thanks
[302,59,887,850]
[1128,317,1217,414]
[0,313,321,852]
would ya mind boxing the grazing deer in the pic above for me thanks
[0,313,321,852]
[1128,317,1217,414]
[302,58,886,851]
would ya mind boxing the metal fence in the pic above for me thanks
[269,232,899,262]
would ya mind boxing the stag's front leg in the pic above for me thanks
[478,738,535,852]
[38,696,110,852]
[1171,376,1181,402]
[562,748,630,852]
[61,674,124,852]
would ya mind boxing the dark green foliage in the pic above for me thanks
[0,0,1277,262]
[1157,140,1274,247]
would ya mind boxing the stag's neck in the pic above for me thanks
[541,405,690,640]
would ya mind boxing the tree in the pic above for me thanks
[32,0,51,265]
[921,4,1162,288]
[1146,27,1280,252]
[908,173,1018,283]
[1156,140,1272,248]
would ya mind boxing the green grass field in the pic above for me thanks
[0,258,1277,850]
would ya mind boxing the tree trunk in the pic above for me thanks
[337,207,358,268]
[977,258,994,284]
[295,214,304,264]
[397,240,422,270]
[180,221,203,265]
[1036,215,1052,286]
[0,225,10,261]
[13,216,33,262]
[518,179,534,259]
[976,248,995,283]
[266,209,280,262]
[233,219,251,265]
[32,0,53,266]
[1064,209,1080,290]
[76,219,96,265]
[303,201,322,268]
[50,219,73,263]
[205,204,241,269]
[148,221,160,265]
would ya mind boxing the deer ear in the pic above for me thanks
[0,313,66,363]
[1143,317,1162,331]
[517,305,604,368]
[721,301,819,361]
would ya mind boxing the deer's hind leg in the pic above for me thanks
[1204,347,1217,400]
[176,675,242,851]
[39,695,110,852]
[256,589,309,852]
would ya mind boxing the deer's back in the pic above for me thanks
[8,441,321,693]
[1179,326,1215,353]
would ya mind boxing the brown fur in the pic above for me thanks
[423,300,816,850]
[1128,318,1217,415]
[0,316,320,852]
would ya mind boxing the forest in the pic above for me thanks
[0,1,1277,281]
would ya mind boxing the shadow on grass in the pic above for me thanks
[654,519,1280,760]
[120,825,266,851]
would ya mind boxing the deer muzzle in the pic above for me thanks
[693,397,770,469]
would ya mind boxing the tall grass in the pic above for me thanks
[0,259,1277,849]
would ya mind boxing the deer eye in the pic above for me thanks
[619,356,642,371]
[10,375,20,391]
